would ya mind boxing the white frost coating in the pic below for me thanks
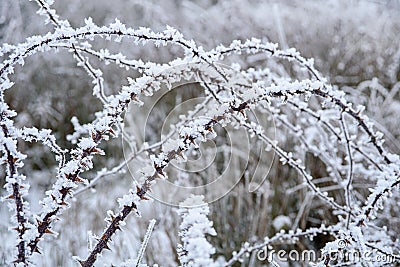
[272,215,291,230]
[117,190,141,209]
[177,195,217,267]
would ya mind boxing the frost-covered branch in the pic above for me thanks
[225,224,340,266]
[32,0,108,103]
[340,112,354,228]
[177,195,217,267]
[0,104,30,265]
[135,219,156,267]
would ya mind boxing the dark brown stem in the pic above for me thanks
[1,122,27,265]
[81,203,137,267]
[28,131,104,255]
[12,181,27,265]
[80,105,233,266]
[359,176,400,226]
[313,89,391,164]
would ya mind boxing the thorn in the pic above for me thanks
[74,176,85,183]
[45,228,56,235]
[12,157,18,163]
[136,186,142,194]
[154,164,163,175]
[92,148,101,153]
[188,136,196,145]
[13,225,30,232]
[78,260,85,266]
[59,187,73,196]
[108,128,116,137]
[104,243,111,251]
[177,149,185,159]
[6,194,14,199]
[33,247,41,254]
[357,220,366,227]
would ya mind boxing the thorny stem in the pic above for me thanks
[80,203,137,267]
[1,122,27,265]
[26,63,208,258]
[313,89,391,164]
[34,0,108,104]
[80,126,217,265]
[35,0,59,26]
[287,100,383,171]
[358,175,400,226]
[80,81,251,265]
[74,96,213,196]
[27,130,105,255]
